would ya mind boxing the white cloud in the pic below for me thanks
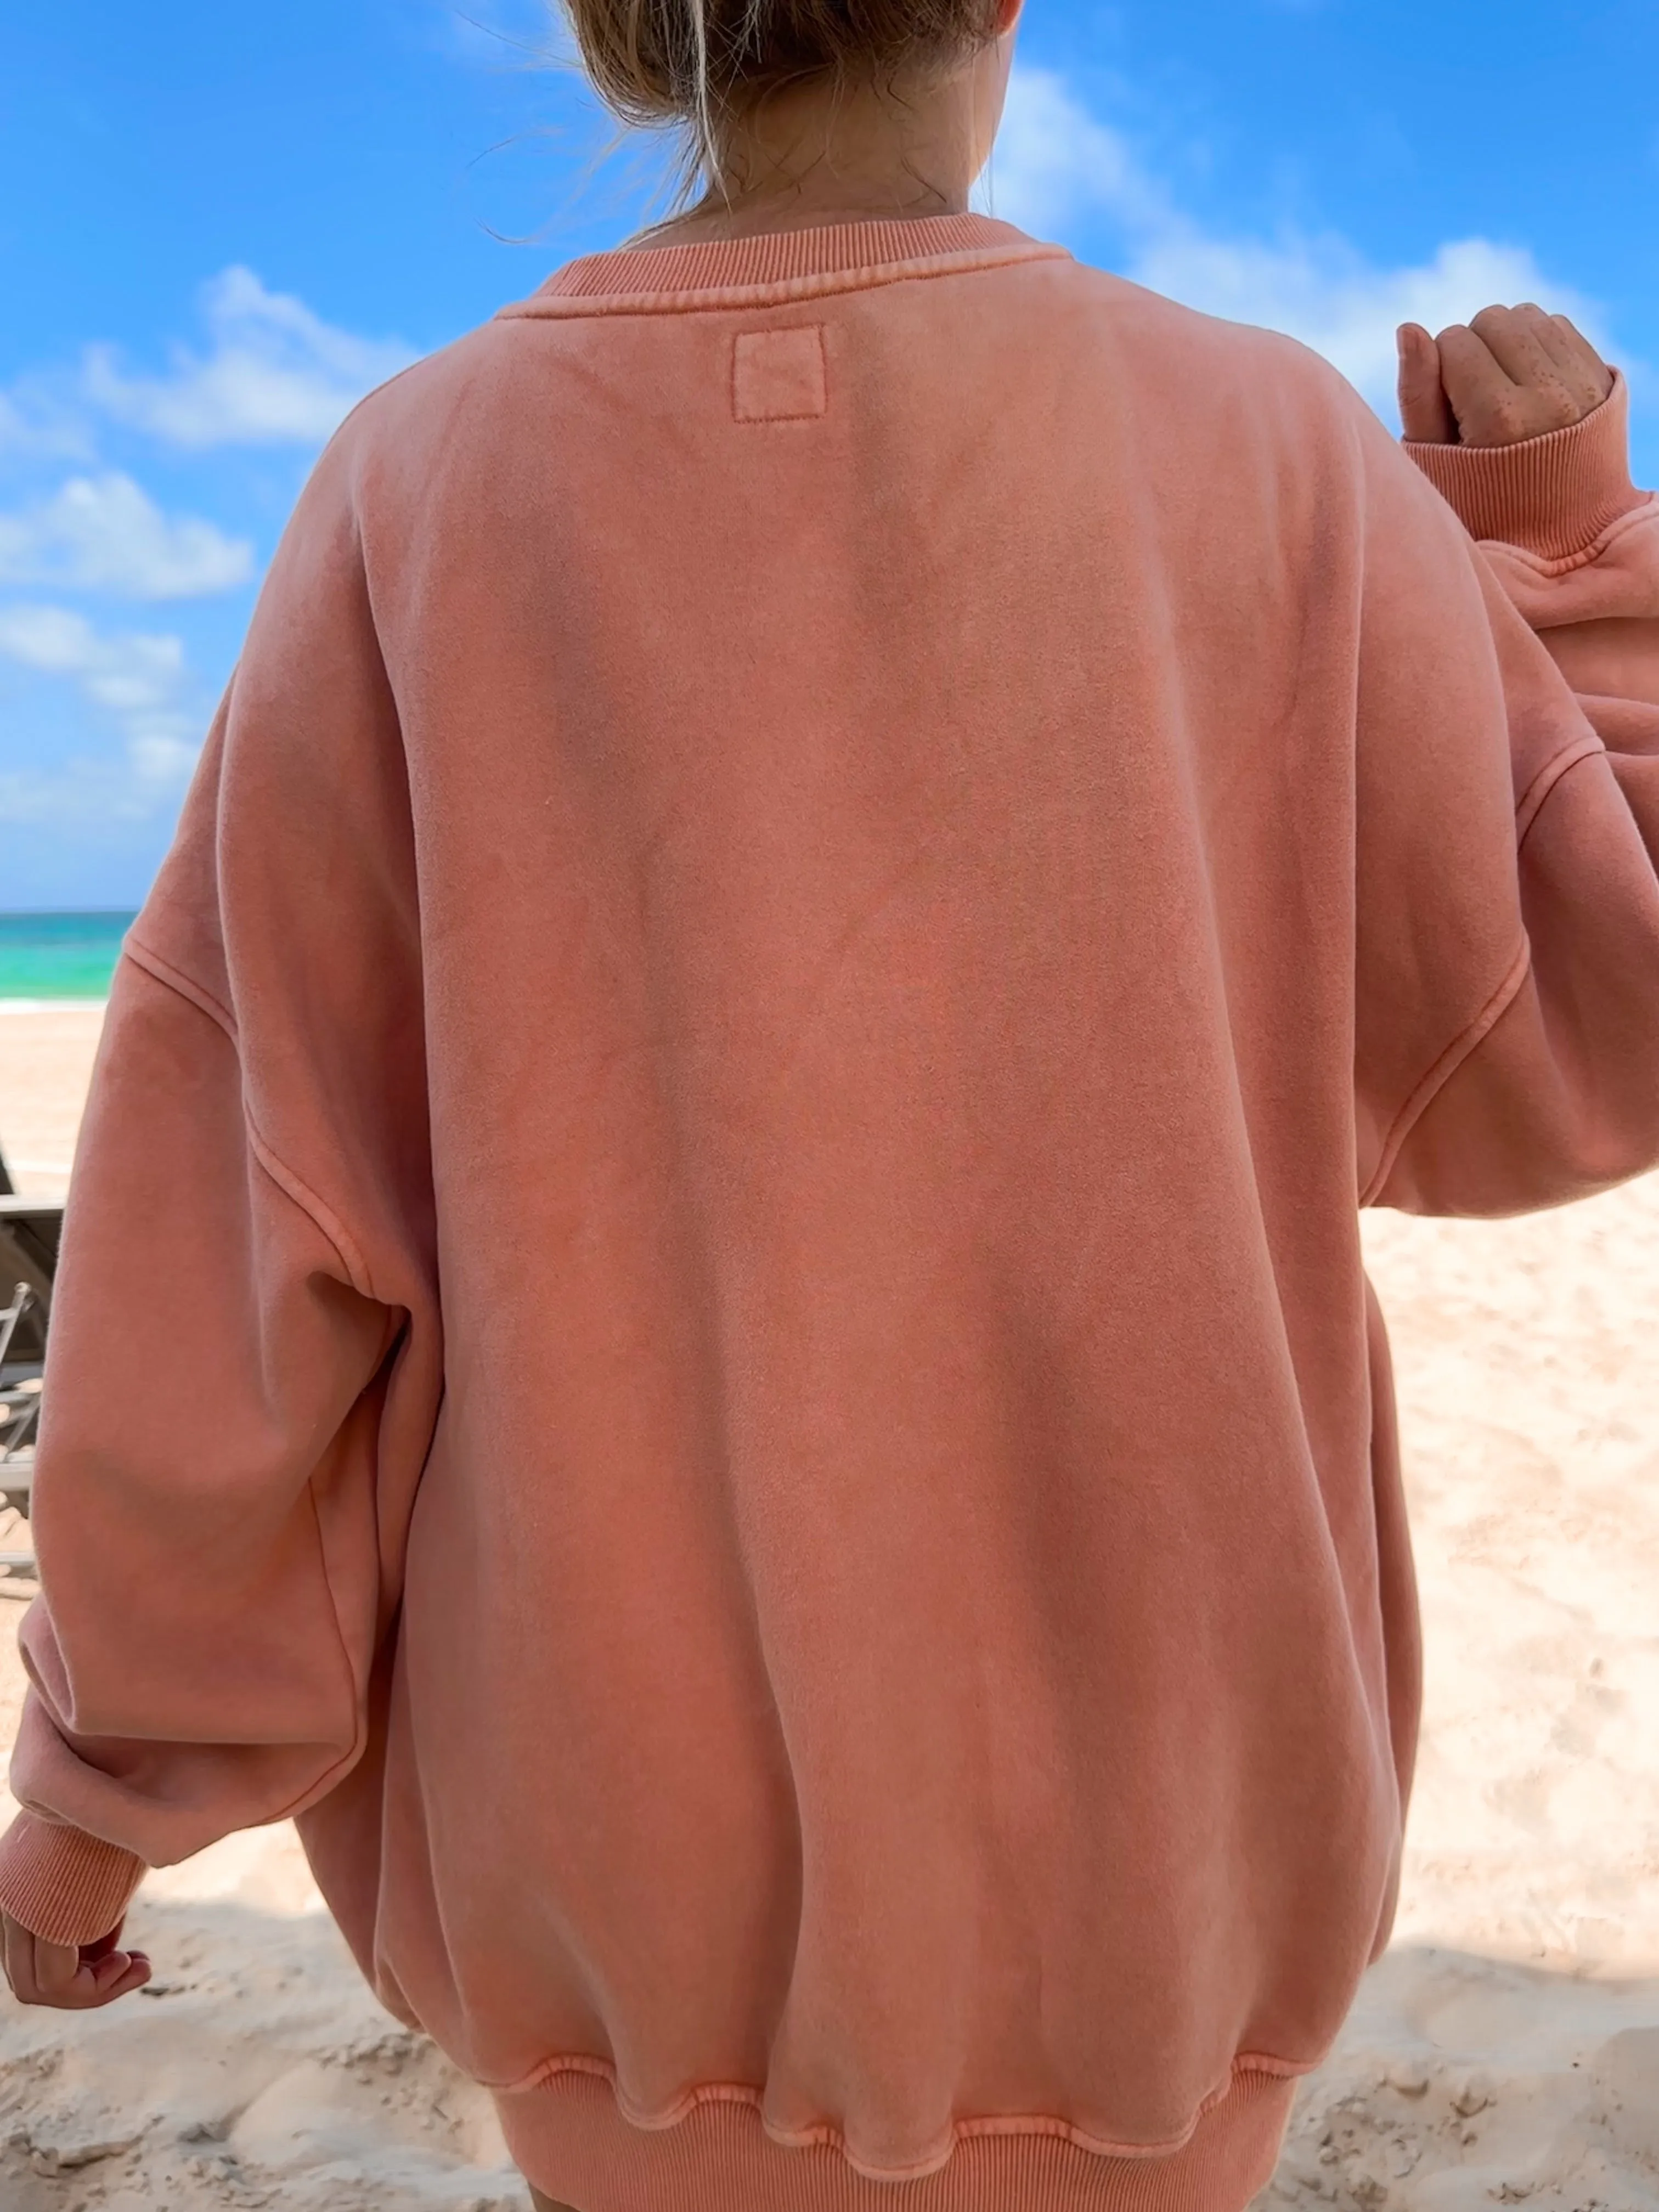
[0,276,407,856]
[0,382,97,467]
[0,748,194,831]
[0,603,182,702]
[0,392,38,456]
[981,68,1178,242]
[978,69,1616,422]
[81,266,418,449]
[0,603,200,813]
[0,473,254,599]
[1133,230,1593,422]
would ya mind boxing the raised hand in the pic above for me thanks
[1397,304,1614,448]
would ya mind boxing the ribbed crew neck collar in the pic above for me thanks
[533,213,1052,302]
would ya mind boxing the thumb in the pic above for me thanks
[1397,324,1456,444]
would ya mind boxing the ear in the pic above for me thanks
[992,0,1023,35]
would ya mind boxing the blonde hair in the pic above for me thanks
[556,0,1004,203]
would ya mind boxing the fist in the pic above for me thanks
[2,1910,151,2008]
[1397,304,1613,448]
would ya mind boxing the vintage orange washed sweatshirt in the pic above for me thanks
[4,213,1659,2212]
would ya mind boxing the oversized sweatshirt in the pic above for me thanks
[4,213,1659,2212]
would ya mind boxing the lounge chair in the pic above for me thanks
[0,1143,62,1582]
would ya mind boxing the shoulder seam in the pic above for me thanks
[120,937,379,1301]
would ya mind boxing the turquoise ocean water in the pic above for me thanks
[0,912,136,1000]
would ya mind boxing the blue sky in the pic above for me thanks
[2,0,1655,909]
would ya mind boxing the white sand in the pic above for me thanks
[0,1003,106,1202]
[4,1001,1659,2209]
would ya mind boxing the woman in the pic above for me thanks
[4,0,1656,2208]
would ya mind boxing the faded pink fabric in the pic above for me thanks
[3,214,1658,2212]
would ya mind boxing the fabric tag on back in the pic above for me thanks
[732,327,828,422]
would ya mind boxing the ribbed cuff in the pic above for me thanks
[0,1809,146,1946]
[1403,369,1645,561]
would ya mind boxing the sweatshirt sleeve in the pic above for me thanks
[1352,368,1659,1216]
[0,411,441,1945]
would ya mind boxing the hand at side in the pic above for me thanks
[1,1911,151,2007]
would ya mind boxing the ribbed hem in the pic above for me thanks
[496,2061,1299,2212]
[1403,369,1645,561]
[0,1809,146,1945]
[531,213,1049,302]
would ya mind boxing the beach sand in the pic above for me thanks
[4,1000,1659,2209]
[0,1003,106,1203]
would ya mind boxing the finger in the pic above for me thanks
[1396,324,1455,442]
[95,1954,153,2002]
[1547,311,1616,404]
[2,1913,35,2001]
[32,1933,92,2003]
[1513,304,1612,411]
[2,1918,59,2007]
[65,1944,151,2006]
[1432,321,1516,444]
[1468,304,1559,391]
[79,1920,125,1965]
[15,1929,48,2007]
[1512,302,1579,373]
[83,1942,151,2002]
